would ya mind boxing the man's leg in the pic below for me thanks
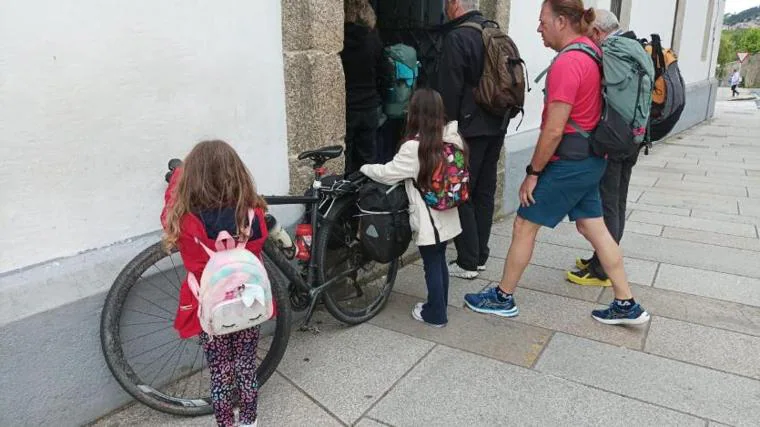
[570,160,621,284]
[473,135,505,267]
[463,215,539,316]
[576,217,650,325]
[451,137,488,277]
[499,215,542,293]
[616,154,637,242]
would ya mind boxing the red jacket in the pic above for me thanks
[161,168,269,339]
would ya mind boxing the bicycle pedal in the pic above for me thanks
[299,324,321,335]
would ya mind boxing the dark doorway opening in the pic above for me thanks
[366,0,451,161]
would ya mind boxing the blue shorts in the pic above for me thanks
[517,156,607,228]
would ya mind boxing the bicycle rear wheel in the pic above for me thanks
[316,196,399,324]
[100,241,291,416]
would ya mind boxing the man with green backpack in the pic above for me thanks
[567,9,654,286]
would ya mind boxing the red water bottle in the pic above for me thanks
[295,224,313,261]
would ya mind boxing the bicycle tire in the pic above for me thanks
[100,241,291,416]
[316,196,398,325]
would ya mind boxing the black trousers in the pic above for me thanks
[588,153,638,279]
[454,134,505,271]
[345,108,379,175]
[731,84,739,96]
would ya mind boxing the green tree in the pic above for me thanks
[718,30,737,65]
[736,28,760,54]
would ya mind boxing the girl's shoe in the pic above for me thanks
[411,303,446,328]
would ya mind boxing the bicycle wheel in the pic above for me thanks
[100,241,291,416]
[316,196,399,324]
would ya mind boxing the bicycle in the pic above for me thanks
[99,145,400,416]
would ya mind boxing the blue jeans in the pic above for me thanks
[419,241,449,325]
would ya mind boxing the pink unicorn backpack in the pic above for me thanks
[187,209,273,337]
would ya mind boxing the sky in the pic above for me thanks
[725,0,760,14]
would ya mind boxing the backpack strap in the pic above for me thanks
[412,180,441,245]
[534,42,601,84]
[457,22,483,33]
[535,42,601,139]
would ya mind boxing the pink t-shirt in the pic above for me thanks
[541,37,602,134]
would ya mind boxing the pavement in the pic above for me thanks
[94,97,760,426]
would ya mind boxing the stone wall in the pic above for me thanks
[282,0,346,194]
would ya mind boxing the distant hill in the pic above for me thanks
[725,6,760,29]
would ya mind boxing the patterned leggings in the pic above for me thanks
[200,327,260,427]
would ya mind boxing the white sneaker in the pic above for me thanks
[477,264,486,271]
[448,262,479,279]
[411,303,446,327]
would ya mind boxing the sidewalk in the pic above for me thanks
[96,99,760,426]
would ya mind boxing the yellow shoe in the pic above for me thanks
[566,269,612,287]
[575,257,592,270]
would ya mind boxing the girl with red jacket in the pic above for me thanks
[162,140,268,427]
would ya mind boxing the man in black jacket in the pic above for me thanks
[437,0,506,279]
[340,0,393,174]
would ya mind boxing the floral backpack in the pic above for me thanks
[417,143,470,211]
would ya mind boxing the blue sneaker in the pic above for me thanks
[464,287,519,317]
[591,301,650,325]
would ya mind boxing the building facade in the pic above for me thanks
[0,0,725,424]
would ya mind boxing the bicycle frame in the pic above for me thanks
[262,168,366,326]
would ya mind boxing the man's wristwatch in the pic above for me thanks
[526,164,542,176]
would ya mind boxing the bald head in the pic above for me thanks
[588,8,620,46]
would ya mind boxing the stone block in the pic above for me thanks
[690,209,760,226]
[661,227,760,252]
[369,346,703,426]
[281,0,343,53]
[626,202,691,216]
[275,322,434,424]
[638,191,739,213]
[628,210,757,237]
[624,221,663,236]
[600,283,760,337]
[535,333,760,426]
[655,177,749,197]
[654,263,760,307]
[369,293,552,367]
[645,317,760,379]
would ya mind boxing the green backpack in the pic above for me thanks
[537,37,654,160]
[383,44,420,119]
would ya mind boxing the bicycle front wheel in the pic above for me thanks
[100,241,291,416]
[316,196,399,325]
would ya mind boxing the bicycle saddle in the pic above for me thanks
[297,145,344,162]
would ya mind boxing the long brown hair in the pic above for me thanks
[403,88,450,188]
[163,140,267,250]
[544,0,596,34]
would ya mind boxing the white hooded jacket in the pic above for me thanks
[360,121,464,246]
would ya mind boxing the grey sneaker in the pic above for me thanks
[448,262,478,279]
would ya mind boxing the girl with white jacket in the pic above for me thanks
[361,88,465,327]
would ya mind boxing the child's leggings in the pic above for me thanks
[200,327,260,427]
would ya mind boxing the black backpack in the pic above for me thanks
[357,181,412,264]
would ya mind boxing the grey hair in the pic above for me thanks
[593,8,620,34]
[345,0,376,29]
[449,0,479,12]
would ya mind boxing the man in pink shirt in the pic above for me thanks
[465,0,649,326]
